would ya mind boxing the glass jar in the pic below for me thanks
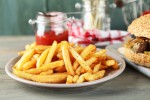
[29,12,68,45]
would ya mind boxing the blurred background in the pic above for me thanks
[0,0,149,36]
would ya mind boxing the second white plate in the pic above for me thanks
[106,43,150,78]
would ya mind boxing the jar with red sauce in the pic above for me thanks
[29,12,68,45]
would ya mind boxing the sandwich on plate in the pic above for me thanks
[120,14,150,67]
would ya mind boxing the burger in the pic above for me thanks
[122,14,150,67]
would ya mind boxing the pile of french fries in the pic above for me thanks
[13,41,119,84]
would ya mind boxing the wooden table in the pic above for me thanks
[0,36,150,100]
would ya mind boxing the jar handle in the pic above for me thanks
[28,19,36,33]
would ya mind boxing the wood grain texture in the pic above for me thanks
[0,36,150,100]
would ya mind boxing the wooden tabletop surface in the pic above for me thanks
[0,36,150,100]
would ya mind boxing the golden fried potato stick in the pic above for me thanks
[22,59,36,70]
[76,73,89,83]
[75,66,82,75]
[98,55,107,61]
[92,49,106,57]
[106,56,119,69]
[25,42,36,50]
[69,47,92,72]
[25,60,64,74]
[76,75,85,83]
[77,57,97,75]
[80,68,86,74]
[66,75,74,84]
[103,60,115,66]
[40,70,53,75]
[93,63,101,73]
[35,45,50,51]
[73,44,96,70]
[62,45,75,75]
[13,68,67,83]
[112,61,119,70]
[99,65,108,70]
[54,66,66,72]
[56,52,63,59]
[73,46,84,54]
[16,49,35,70]
[18,51,25,56]
[84,70,105,81]
[86,57,98,66]
[32,54,40,60]
[36,48,50,68]
[57,41,68,52]
[44,41,57,64]
[72,75,79,83]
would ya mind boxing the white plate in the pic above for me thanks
[106,44,150,78]
[5,51,125,88]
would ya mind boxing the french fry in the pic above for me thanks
[26,60,64,74]
[73,44,96,70]
[69,47,92,72]
[92,49,106,57]
[98,55,107,61]
[73,75,79,83]
[32,54,40,60]
[44,41,57,64]
[75,66,82,75]
[57,41,69,52]
[18,51,26,56]
[66,75,74,84]
[13,68,67,83]
[84,70,105,81]
[86,57,98,66]
[90,64,96,69]
[106,56,119,69]
[35,50,44,54]
[22,59,36,70]
[35,45,50,51]
[93,63,101,73]
[16,49,35,70]
[76,73,89,83]
[62,44,75,75]
[40,70,53,75]
[80,68,86,74]
[103,60,115,66]
[25,42,36,50]
[13,40,120,84]
[77,57,97,75]
[73,46,84,54]
[99,65,109,70]
[112,61,119,70]
[36,48,49,68]
[54,66,66,72]
[76,75,85,83]
[56,52,63,59]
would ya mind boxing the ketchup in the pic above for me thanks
[142,10,150,16]
[29,12,68,46]
[36,30,68,45]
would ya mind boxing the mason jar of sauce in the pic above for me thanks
[29,12,68,45]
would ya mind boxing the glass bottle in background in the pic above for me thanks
[82,0,111,31]
[82,0,94,30]
[29,12,68,45]
[94,0,111,30]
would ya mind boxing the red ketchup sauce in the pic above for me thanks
[36,30,68,45]
[142,10,150,16]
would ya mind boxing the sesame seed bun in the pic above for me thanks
[128,14,150,38]
[124,47,150,67]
